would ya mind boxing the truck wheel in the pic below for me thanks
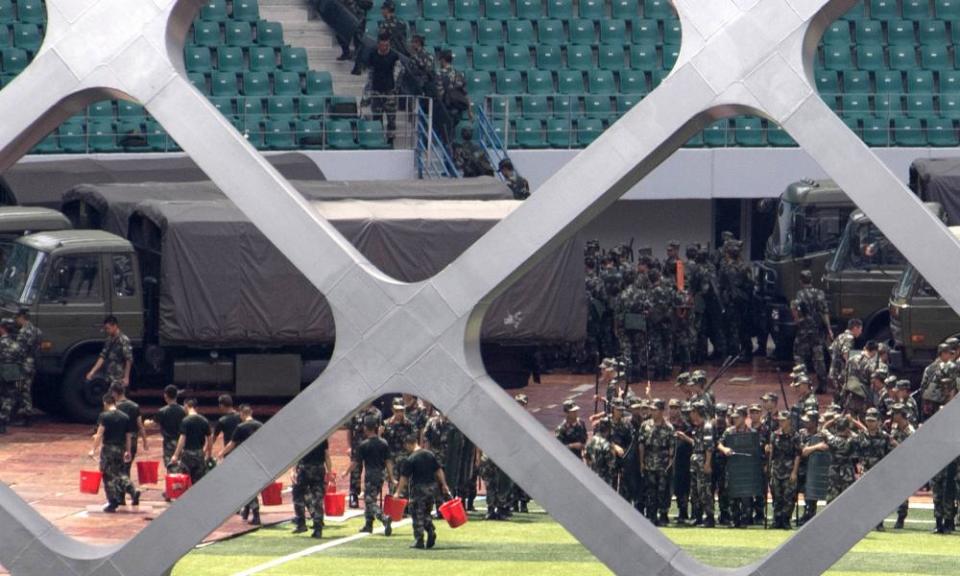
[61,355,108,423]
[872,326,892,347]
[482,345,533,390]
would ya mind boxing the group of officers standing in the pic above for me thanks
[0,308,41,433]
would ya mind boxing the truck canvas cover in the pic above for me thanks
[119,196,583,348]
[909,158,960,226]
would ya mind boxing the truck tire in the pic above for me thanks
[482,344,533,390]
[61,355,108,423]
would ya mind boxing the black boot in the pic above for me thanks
[240,506,250,521]
[875,522,885,532]
[359,520,374,533]
[945,518,956,533]
[411,537,425,549]
[292,518,308,533]
[894,513,906,530]
[311,523,322,539]
[485,509,500,521]
[519,501,529,513]
[383,517,392,537]
[933,518,945,534]
[131,490,141,506]
[249,509,261,526]
[426,530,437,549]
[0,422,5,434]
[349,494,359,509]
[703,516,715,528]
[466,497,476,512]
[103,500,119,513]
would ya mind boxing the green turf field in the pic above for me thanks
[173,506,959,576]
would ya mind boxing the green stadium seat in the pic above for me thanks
[941,93,960,116]
[242,116,265,148]
[643,0,674,19]
[208,96,235,117]
[902,0,931,20]
[472,44,499,70]
[88,121,120,153]
[536,44,562,70]
[143,121,173,152]
[446,45,468,67]
[58,119,86,153]
[0,0,12,23]
[491,120,516,148]
[536,19,564,44]
[856,44,884,70]
[483,0,511,19]
[873,70,901,93]
[557,69,585,93]
[118,101,146,121]
[454,0,481,20]
[823,21,852,45]
[522,94,550,117]
[465,70,493,97]
[295,119,324,148]
[503,44,530,70]
[188,72,208,93]
[843,3,867,20]
[734,117,764,146]
[893,117,925,145]
[889,43,918,70]
[201,0,228,21]
[584,95,613,118]
[415,20,443,46]
[684,131,703,147]
[631,43,658,70]
[546,116,573,147]
[579,0,604,20]
[663,44,679,69]
[326,119,359,149]
[663,20,681,45]
[515,118,547,148]
[815,70,840,93]
[233,0,260,22]
[598,44,626,70]
[649,67,669,88]
[218,46,244,72]
[824,94,841,113]
[32,133,61,154]
[843,69,870,92]
[12,23,41,52]
[359,119,392,149]
[611,0,638,19]
[824,46,853,70]
[423,0,450,19]
[939,69,960,92]
[267,96,296,118]
[305,70,333,94]
[600,19,627,45]
[489,95,520,118]
[477,19,502,44]
[212,71,239,96]
[570,19,596,44]
[842,93,871,117]
[936,0,960,18]
[256,20,284,47]
[329,95,358,117]
[907,69,934,92]
[193,21,221,46]
[281,46,308,71]
[619,70,647,93]
[242,71,270,96]
[264,119,296,150]
[185,46,212,73]
[238,96,265,117]
[507,20,535,45]
[496,70,523,94]
[249,46,277,71]
[446,20,473,46]
[927,117,958,145]
[274,70,302,95]
[616,93,642,115]
[394,0,419,20]
[567,44,593,70]
[631,19,658,44]
[589,70,615,92]
[226,22,255,47]
[298,94,326,118]
[906,94,935,116]
[767,124,797,147]
[869,0,897,20]
[526,68,554,93]
[577,117,604,146]
[516,0,542,19]
[855,19,882,44]
[918,19,948,44]
[703,120,729,147]
[888,20,916,45]
[88,101,113,119]
[546,0,573,19]
[843,117,861,137]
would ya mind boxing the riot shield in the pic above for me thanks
[805,434,832,501]
[724,431,763,498]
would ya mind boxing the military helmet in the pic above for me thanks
[652,398,666,410]
[680,401,693,413]
[775,410,791,421]
[748,403,762,413]
[864,408,880,421]
[884,375,898,388]
[715,402,729,413]
[890,402,906,415]
[938,342,952,354]
[896,379,912,390]
[668,398,681,409]
[761,392,778,402]
[562,399,580,413]
[871,367,889,380]
[801,410,820,423]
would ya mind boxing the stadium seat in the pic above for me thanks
[588,70,615,93]
[855,44,884,71]
[619,70,647,93]
[326,119,359,149]
[577,117,604,146]
[0,0,13,23]
[600,19,627,45]
[869,0,897,20]
[294,119,324,148]
[143,121,172,151]
[893,117,925,145]
[538,19,565,44]
[305,70,333,94]
[267,96,296,118]
[201,0,228,21]
[516,0,543,19]
[242,115,265,148]
[298,94,326,118]
[584,95,613,118]
[358,120,392,149]
[546,0,573,19]
[12,23,41,52]
[238,96,265,118]
[32,133,61,154]
[767,124,798,147]
[927,117,959,145]
[423,0,450,19]
[824,46,853,70]
[823,21,852,45]
[918,19,948,45]
[889,44,918,70]
[557,69,585,93]
[843,69,870,92]
[854,20,882,44]
[616,93,642,114]
[249,46,277,71]
[611,0,638,19]
[446,46,468,68]
[472,45,499,71]
[233,0,260,22]
[281,46,308,71]
[208,95,234,117]
[579,0,604,20]
[395,0,419,20]
[193,21,221,47]
[553,94,576,115]
[902,0,931,20]
[264,119,296,149]
[118,101,146,121]
[256,20,284,47]
[88,121,120,153]
[824,94,841,113]
[631,19,659,44]
[477,19,503,44]
[465,70,493,97]
[874,70,904,93]
[569,19,596,44]
[862,117,891,146]
[703,120,730,147]
[888,20,916,46]
[631,43,658,70]
[496,70,523,94]
[649,68,669,88]
[507,20,535,45]
[734,117,764,146]
[842,117,861,137]
[842,93,871,116]
[274,70,302,95]
[415,20,443,46]
[188,72,208,93]
[225,22,254,47]
[242,71,270,96]
[906,94,935,116]
[663,45,679,69]
[815,70,840,93]
[643,0,674,19]
[941,93,960,116]
[936,0,960,19]
[503,44,530,70]
[454,0,481,20]
[58,119,86,153]
[598,44,626,70]
[515,118,547,148]
[940,69,960,92]
[185,46,212,73]
[489,95,520,118]
[522,94,550,117]
[218,46,244,72]
[536,44,562,70]
[211,71,238,96]
[907,69,934,92]
[567,44,593,70]
[546,116,573,147]
[663,20,681,45]
[446,20,473,46]
[88,101,113,119]
[526,69,554,94]
[483,0,511,19]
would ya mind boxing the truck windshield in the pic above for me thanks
[0,244,48,305]
[828,220,905,273]
[766,200,796,259]
[895,265,939,300]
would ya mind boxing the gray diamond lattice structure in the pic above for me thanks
[1,0,960,575]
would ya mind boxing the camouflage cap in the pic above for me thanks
[791,375,812,388]
[715,402,729,413]
[600,357,619,369]
[939,342,952,354]
[0,318,14,331]
[691,400,707,413]
[391,397,406,410]
[652,398,666,410]
[680,401,693,413]
[896,379,912,390]
[668,398,682,409]
[611,399,625,411]
[945,337,960,350]
[514,393,529,406]
[799,269,813,281]
[733,405,748,417]
[791,364,808,376]
[890,402,906,415]
[775,410,791,421]
[691,369,707,385]
[884,375,898,388]
[871,368,889,380]
[562,399,580,413]
[748,403,762,413]
[801,410,820,422]
[629,399,645,410]
[864,408,879,421]
[761,392,778,402]
[675,372,691,387]
[828,402,842,412]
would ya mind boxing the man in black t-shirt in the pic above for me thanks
[345,423,394,535]
[110,383,147,491]
[367,33,399,144]
[89,393,138,513]
[221,404,264,525]
[170,399,212,484]
[211,394,242,459]
[395,435,451,549]
[292,438,334,538]
[150,385,186,472]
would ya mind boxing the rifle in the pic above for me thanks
[703,354,741,395]
[777,367,789,411]
[593,351,601,415]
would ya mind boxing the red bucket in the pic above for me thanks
[80,470,102,494]
[136,461,160,484]
[261,482,283,506]
[165,473,192,500]
[384,495,407,522]
[439,497,468,528]
[324,492,346,516]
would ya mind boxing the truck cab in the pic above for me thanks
[0,206,72,267]
[0,230,142,420]
[889,226,960,370]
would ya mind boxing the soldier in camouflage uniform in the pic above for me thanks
[478,451,513,520]
[585,418,620,488]
[86,316,133,388]
[718,241,753,362]
[498,159,530,200]
[888,403,915,529]
[349,404,383,508]
[345,422,394,535]
[711,403,731,524]
[402,35,437,97]
[857,408,893,530]
[844,341,885,410]
[893,379,919,426]
[598,257,623,362]
[13,309,39,421]
[424,409,458,516]
[436,49,469,124]
[403,394,429,436]
[804,414,864,503]
[609,399,634,499]
[676,401,715,526]
[556,400,587,459]
[0,321,20,434]
[717,406,754,528]
[584,259,606,365]
[766,410,801,529]
[695,248,726,360]
[791,375,820,430]
[616,273,650,383]
[920,342,957,420]
[670,399,693,523]
[688,370,715,419]
[638,399,675,525]
[828,318,862,393]
[377,0,408,57]
[796,409,821,526]
[646,270,680,381]
[383,398,417,474]
[395,435,452,549]
[791,270,833,393]
[90,393,138,513]
[452,126,494,177]
[292,440,333,538]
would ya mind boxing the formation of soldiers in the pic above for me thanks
[0,309,41,433]
[585,234,755,383]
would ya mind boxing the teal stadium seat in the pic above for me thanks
[905,94,935,116]
[507,20,535,45]
[767,124,798,146]
[201,0,228,21]
[862,117,891,146]
[326,119,359,149]
[902,0,931,20]
[734,117,764,146]
[264,119,296,150]
[446,46,467,68]
[547,0,573,19]
[611,0,638,19]
[869,0,897,20]
[295,119,324,148]
[88,101,113,119]
[194,21,221,46]
[465,70,493,97]
[225,22,254,47]
[631,43,658,70]
[249,46,277,71]
[941,93,960,117]
[415,20,443,46]
[663,44,679,69]
[0,0,13,23]
[238,96,265,118]
[889,43,918,71]
[242,71,270,96]
[823,21,852,45]
[936,0,960,19]
[927,117,959,145]
[516,0,542,19]
[577,117,604,146]
[274,70,302,95]
[188,72,208,93]
[536,44,562,70]
[12,24,41,52]
[703,120,729,147]
[59,119,87,153]
[815,70,839,93]
[557,69,585,93]
[579,0,604,20]
[584,95,613,118]
[267,96,296,118]
[423,0,450,20]
[185,46,212,72]
[484,0,511,19]
[358,120,392,149]
[516,118,547,148]
[546,117,573,147]
[522,94,550,118]
[298,94,326,118]
[887,21,916,46]
[306,70,333,94]
[209,96,235,117]
[663,20,681,45]
[472,44,499,71]
[526,69,554,94]
[446,20,473,46]
[503,44,530,70]
[538,19,565,44]
[908,70,935,92]
[118,101,146,121]
[600,19,627,45]
[843,70,870,92]
[88,121,120,153]
[842,94,871,117]
[619,70,647,93]
[855,20,882,44]
[856,44,884,71]
[233,0,261,22]
[144,121,175,151]
[616,93,642,115]
[455,0,481,20]
[489,95,520,119]
[218,46,244,72]
[824,46,853,70]
[281,46,308,71]
[842,117,861,138]
[567,44,593,70]
[394,0,418,20]
[256,20,284,47]
[918,19,948,45]
[940,69,960,92]
[588,70,615,93]
[598,44,626,70]
[477,19,502,44]
[643,0,674,20]
[570,19,596,44]
[496,70,523,94]
[631,19,659,44]
[893,117,925,145]
[212,71,239,96]
[33,133,60,154]
[875,70,904,93]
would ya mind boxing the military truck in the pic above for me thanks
[0,206,72,264]
[757,179,855,359]
[2,182,585,422]
[888,229,960,371]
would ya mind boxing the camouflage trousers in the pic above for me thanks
[643,468,671,518]
[293,462,327,525]
[363,470,388,523]
[647,324,673,378]
[480,458,514,511]
[712,461,729,519]
[349,447,363,496]
[408,482,437,541]
[689,460,713,520]
[368,91,397,135]
[769,474,797,521]
[794,332,827,390]
[15,372,32,414]
[722,302,752,358]
[0,382,14,426]
[180,449,207,485]
[620,330,648,383]
[826,465,856,503]
[931,461,958,521]
[673,317,694,371]
[100,444,134,505]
